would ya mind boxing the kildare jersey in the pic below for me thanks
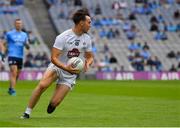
[53,29,92,64]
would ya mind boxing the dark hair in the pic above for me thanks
[72,8,90,25]
[15,18,21,22]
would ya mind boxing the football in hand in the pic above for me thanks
[67,57,84,71]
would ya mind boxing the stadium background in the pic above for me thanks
[0,0,180,127]
[0,0,180,81]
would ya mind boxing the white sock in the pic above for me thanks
[25,107,32,115]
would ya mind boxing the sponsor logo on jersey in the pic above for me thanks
[67,48,80,58]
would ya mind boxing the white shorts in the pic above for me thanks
[47,63,77,89]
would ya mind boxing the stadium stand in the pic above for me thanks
[48,0,180,72]
[0,0,50,71]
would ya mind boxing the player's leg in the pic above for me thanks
[47,84,70,114]
[8,57,23,96]
[8,65,18,95]
[16,69,21,80]
[28,69,57,109]
[21,69,57,119]
[16,62,23,80]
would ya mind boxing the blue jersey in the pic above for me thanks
[6,29,28,59]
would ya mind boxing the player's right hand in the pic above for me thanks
[65,64,80,74]
[0,53,5,62]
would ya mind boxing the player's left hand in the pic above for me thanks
[66,64,81,74]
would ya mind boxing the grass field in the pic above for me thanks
[0,80,180,127]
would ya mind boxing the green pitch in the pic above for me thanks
[0,80,180,127]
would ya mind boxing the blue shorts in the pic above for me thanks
[8,57,23,69]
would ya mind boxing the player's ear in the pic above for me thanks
[80,21,84,26]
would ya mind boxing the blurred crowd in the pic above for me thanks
[1,0,180,72]
[0,0,24,15]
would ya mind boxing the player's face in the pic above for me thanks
[15,20,23,31]
[82,16,91,33]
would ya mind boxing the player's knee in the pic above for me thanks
[38,82,48,91]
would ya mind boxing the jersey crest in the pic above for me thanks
[75,40,80,46]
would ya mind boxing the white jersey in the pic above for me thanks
[47,29,92,88]
[53,29,92,64]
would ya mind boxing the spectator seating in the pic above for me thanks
[0,2,50,70]
[48,0,180,71]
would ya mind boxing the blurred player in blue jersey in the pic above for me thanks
[5,19,30,96]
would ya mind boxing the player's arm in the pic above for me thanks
[0,40,6,54]
[0,40,6,62]
[25,36,30,50]
[51,47,80,74]
[84,51,94,72]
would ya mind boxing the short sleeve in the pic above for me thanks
[53,35,65,50]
